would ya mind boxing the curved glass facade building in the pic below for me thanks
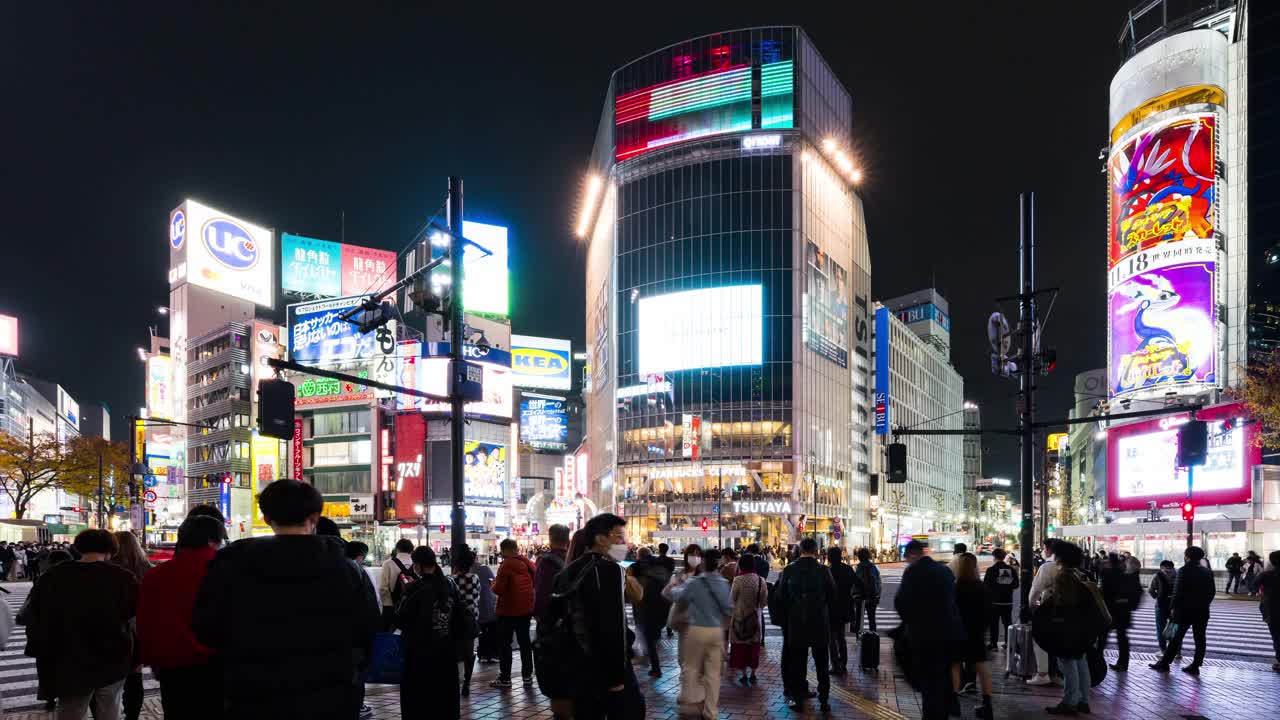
[580,28,873,548]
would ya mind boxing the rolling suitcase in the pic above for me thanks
[859,631,880,671]
[1005,623,1036,678]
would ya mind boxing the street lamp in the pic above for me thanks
[414,503,425,546]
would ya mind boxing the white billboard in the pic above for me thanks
[510,334,572,390]
[169,199,274,307]
[638,285,763,377]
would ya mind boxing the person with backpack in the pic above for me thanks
[672,547,731,719]
[982,548,1018,650]
[1098,554,1143,671]
[491,538,537,689]
[1246,551,1266,596]
[396,546,462,719]
[1032,541,1110,716]
[631,547,671,677]
[1148,559,1177,653]
[1225,552,1245,594]
[824,546,857,675]
[534,525,570,624]
[539,513,644,720]
[474,551,499,664]
[777,537,837,712]
[1149,546,1217,674]
[380,538,417,629]
[729,553,767,686]
[852,547,882,636]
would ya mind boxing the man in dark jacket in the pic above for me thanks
[1149,545,1216,674]
[396,547,461,720]
[1225,552,1244,593]
[630,546,672,676]
[534,524,570,623]
[1149,559,1176,652]
[896,540,962,720]
[193,479,380,718]
[25,529,137,720]
[777,538,836,711]
[825,546,857,675]
[656,543,677,637]
[983,548,1019,649]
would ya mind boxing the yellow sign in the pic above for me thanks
[251,434,280,529]
[322,501,350,519]
[134,420,146,462]
[1046,433,1068,452]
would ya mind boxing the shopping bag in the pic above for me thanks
[1162,621,1180,644]
[365,631,405,684]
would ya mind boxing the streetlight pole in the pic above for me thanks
[447,176,468,555]
[717,468,723,548]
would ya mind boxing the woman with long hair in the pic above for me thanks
[1098,553,1142,671]
[728,549,767,686]
[451,546,481,696]
[112,532,151,720]
[951,552,994,720]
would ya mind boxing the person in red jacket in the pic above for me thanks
[490,538,536,688]
[137,515,225,719]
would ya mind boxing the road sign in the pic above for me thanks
[711,504,719,513]
[114,504,125,513]
[144,490,158,504]
[144,475,159,488]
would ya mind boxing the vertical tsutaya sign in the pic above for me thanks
[0,314,17,357]
[292,419,304,480]
[874,307,890,434]
[168,199,274,307]
[146,355,172,420]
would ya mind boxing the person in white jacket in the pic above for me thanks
[379,538,417,627]
[1026,539,1060,686]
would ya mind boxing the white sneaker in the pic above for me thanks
[1025,674,1052,686]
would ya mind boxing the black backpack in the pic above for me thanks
[391,557,418,606]
[534,555,598,699]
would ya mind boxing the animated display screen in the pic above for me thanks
[463,441,506,503]
[615,38,793,162]
[520,395,568,452]
[803,242,849,368]
[637,285,763,377]
[1109,259,1217,396]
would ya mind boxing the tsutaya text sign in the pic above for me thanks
[732,500,793,514]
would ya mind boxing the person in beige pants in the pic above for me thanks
[673,549,732,720]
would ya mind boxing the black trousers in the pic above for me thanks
[498,614,534,681]
[827,619,848,671]
[123,670,144,720]
[1226,572,1243,593]
[477,621,498,660]
[640,620,662,672]
[989,604,1013,647]
[574,665,644,720]
[1099,620,1132,669]
[783,636,830,703]
[1268,620,1280,663]
[155,665,221,720]
[917,655,954,720]
[1159,611,1209,666]
[851,600,878,634]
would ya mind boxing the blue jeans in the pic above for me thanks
[1059,655,1091,707]
[1155,606,1170,652]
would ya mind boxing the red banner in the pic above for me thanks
[292,418,304,480]
[394,413,427,520]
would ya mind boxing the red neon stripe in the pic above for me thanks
[614,62,750,126]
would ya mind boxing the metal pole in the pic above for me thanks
[1018,192,1037,620]
[1186,466,1194,548]
[97,448,104,529]
[717,468,723,547]
[448,176,467,555]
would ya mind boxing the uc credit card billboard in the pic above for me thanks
[510,335,572,390]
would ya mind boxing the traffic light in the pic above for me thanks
[257,378,296,440]
[701,518,709,533]
[356,299,396,334]
[1181,500,1195,522]
[1177,420,1208,467]
[408,272,447,315]
[1036,348,1058,375]
[887,443,907,483]
[222,474,233,485]
[439,524,446,534]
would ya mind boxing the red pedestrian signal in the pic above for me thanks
[1181,501,1195,522]
[439,524,446,534]
[701,518,709,533]
[222,474,233,485]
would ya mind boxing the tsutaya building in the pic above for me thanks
[1060,1,1280,565]
[578,28,874,549]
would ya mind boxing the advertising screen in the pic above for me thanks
[146,356,172,420]
[1106,402,1258,511]
[394,412,426,517]
[251,433,279,491]
[615,42,794,162]
[169,199,274,307]
[395,342,513,419]
[874,307,890,434]
[341,244,397,296]
[637,285,762,377]
[519,394,568,452]
[803,242,849,368]
[281,234,343,296]
[287,295,396,366]
[463,441,506,503]
[426,221,508,316]
[1109,113,1217,267]
[0,314,17,357]
[511,335,572,390]
[1108,258,1216,397]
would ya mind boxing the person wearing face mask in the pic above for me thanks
[663,544,705,661]
[192,479,381,718]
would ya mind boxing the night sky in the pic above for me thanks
[5,4,1134,479]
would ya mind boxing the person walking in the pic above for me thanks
[982,548,1018,650]
[895,540,963,720]
[451,547,482,696]
[475,551,499,664]
[729,554,767,686]
[952,552,994,719]
[777,538,836,712]
[1149,546,1217,674]
[379,538,417,629]
[631,547,671,677]
[396,547,461,720]
[1033,542,1110,716]
[1246,551,1266,596]
[18,548,71,711]
[192,479,380,717]
[137,515,224,720]
[1026,539,1061,686]
[673,548,731,720]
[23,530,138,720]
[825,546,857,675]
[1256,550,1280,673]
[851,547,882,635]
[1098,554,1143,671]
[655,543,677,637]
[491,538,537,688]
[111,532,151,720]
[1225,552,1245,594]
[1148,560,1177,653]
[533,525,570,624]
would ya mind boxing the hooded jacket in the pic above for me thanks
[138,545,217,669]
[192,535,380,716]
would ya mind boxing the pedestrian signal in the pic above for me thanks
[1181,501,1195,522]
[257,378,295,440]
[887,443,907,483]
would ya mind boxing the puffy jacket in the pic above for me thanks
[1171,562,1216,616]
[493,555,536,617]
[192,535,380,716]
[138,545,217,669]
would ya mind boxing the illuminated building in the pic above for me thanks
[579,28,873,548]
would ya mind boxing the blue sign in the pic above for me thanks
[144,475,158,488]
[219,481,231,525]
[874,307,891,435]
[895,302,951,332]
[287,295,379,365]
[202,217,261,270]
[510,335,573,391]
[519,395,567,451]
[170,209,186,249]
[114,504,125,513]
[281,233,343,296]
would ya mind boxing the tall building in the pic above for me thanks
[871,293,965,548]
[578,28,873,549]
[1065,369,1108,524]
[962,401,982,518]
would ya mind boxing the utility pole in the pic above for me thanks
[448,176,467,556]
[717,468,723,548]
[97,447,104,529]
[1186,465,1195,548]
[1017,192,1037,620]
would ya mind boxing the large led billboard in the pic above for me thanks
[511,335,572,390]
[146,356,172,420]
[394,341,513,419]
[168,199,274,307]
[463,441,506,503]
[1106,401,1258,511]
[425,221,508,316]
[286,295,396,366]
[281,234,398,297]
[0,314,17,357]
[803,242,849,368]
[520,394,568,452]
[638,285,762,377]
[342,244,398,296]
[1109,258,1217,395]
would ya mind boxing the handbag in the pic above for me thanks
[667,596,690,633]
[1162,620,1180,643]
[365,631,405,684]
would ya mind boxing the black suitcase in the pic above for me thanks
[859,631,880,670]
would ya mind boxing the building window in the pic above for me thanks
[311,409,371,437]
[310,470,372,495]
[310,440,372,467]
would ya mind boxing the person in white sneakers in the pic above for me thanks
[1026,539,1060,686]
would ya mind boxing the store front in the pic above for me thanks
[1060,516,1280,569]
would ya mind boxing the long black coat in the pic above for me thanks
[396,572,460,720]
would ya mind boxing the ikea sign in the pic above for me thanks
[511,334,572,391]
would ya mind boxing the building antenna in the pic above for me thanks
[340,210,345,243]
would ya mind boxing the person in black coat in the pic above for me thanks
[1097,554,1143,671]
[952,553,994,719]
[982,548,1018,650]
[1149,546,1216,673]
[630,547,671,676]
[825,546,858,675]
[895,540,963,720]
[776,538,837,711]
[396,547,461,720]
